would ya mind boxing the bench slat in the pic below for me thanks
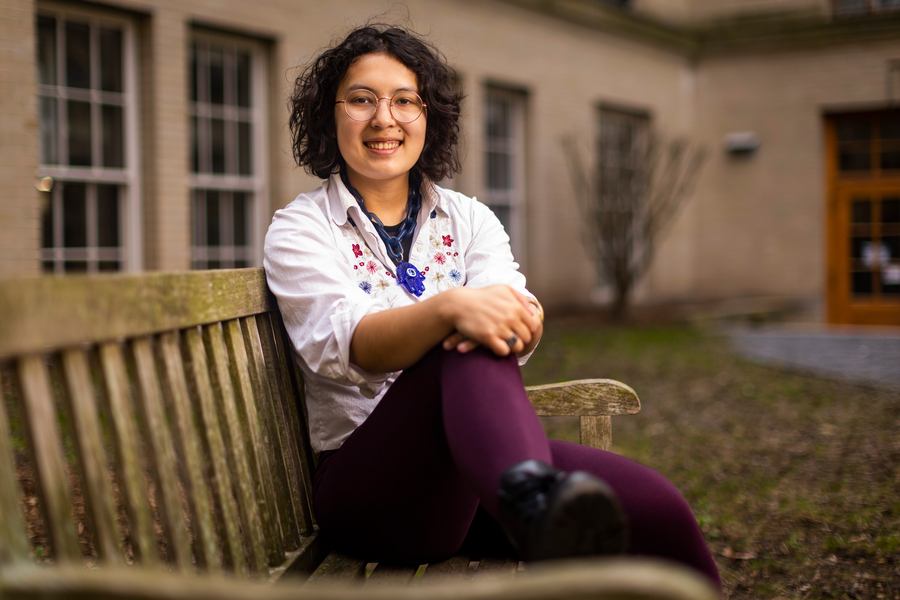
[0,269,275,359]
[267,533,328,583]
[304,550,367,585]
[158,332,221,573]
[60,350,122,564]
[0,368,31,565]
[473,557,518,581]
[256,313,313,536]
[131,339,192,572]
[526,379,640,416]
[224,319,284,567]
[182,327,247,577]
[365,563,418,586]
[271,312,318,528]
[15,356,81,563]
[580,416,612,452]
[204,324,269,577]
[98,343,159,565]
[241,316,298,552]
[420,554,470,582]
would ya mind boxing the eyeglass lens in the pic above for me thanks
[343,90,424,123]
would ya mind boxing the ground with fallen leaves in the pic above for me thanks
[524,318,900,600]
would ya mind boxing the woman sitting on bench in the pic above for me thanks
[264,23,720,588]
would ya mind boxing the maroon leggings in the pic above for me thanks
[312,345,721,588]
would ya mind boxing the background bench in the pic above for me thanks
[0,268,717,599]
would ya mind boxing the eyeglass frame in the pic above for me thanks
[335,90,427,124]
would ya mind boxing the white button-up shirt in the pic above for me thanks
[264,173,535,452]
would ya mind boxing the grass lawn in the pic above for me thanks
[522,316,900,600]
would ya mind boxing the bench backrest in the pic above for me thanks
[0,269,315,578]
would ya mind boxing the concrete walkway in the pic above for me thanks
[725,325,900,389]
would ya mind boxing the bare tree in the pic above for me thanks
[563,126,707,321]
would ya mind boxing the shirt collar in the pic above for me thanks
[327,172,447,226]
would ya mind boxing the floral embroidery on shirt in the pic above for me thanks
[442,235,454,247]
[352,243,362,258]
[366,260,378,274]
[359,281,372,294]
[430,209,437,219]
[433,252,446,265]
[449,269,461,283]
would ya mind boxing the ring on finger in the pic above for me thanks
[505,334,518,349]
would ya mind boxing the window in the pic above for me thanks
[189,32,266,269]
[36,7,138,273]
[597,107,650,211]
[833,0,900,16]
[484,87,526,258]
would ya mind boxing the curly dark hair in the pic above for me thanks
[288,25,463,182]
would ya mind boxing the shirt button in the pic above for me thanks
[415,244,423,252]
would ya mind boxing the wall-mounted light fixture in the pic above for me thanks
[723,131,760,155]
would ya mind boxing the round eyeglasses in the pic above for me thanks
[336,90,426,124]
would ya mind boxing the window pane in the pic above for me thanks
[487,152,511,190]
[237,51,251,107]
[206,190,221,246]
[97,184,119,247]
[99,27,122,92]
[881,116,900,170]
[190,42,199,102]
[191,115,200,173]
[852,272,872,295]
[38,16,57,86]
[234,191,247,246]
[852,199,871,223]
[64,261,88,273]
[39,96,58,164]
[99,261,120,272]
[882,198,900,223]
[63,182,87,247]
[238,121,251,175]
[209,48,224,105]
[65,21,91,89]
[193,189,206,246]
[67,100,92,166]
[486,98,510,139]
[211,118,225,174]
[102,104,124,168]
[41,191,53,248]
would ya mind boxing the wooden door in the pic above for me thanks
[826,112,900,326]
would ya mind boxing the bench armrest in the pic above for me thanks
[526,379,640,417]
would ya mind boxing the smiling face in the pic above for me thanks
[334,53,427,194]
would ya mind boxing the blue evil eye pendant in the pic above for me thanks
[396,261,426,297]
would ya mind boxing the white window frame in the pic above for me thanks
[483,86,527,263]
[832,0,900,15]
[37,2,141,273]
[189,29,268,269]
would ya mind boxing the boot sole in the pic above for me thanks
[530,473,628,561]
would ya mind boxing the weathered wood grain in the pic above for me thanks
[223,319,283,567]
[0,368,30,565]
[59,350,121,564]
[130,338,192,572]
[97,343,158,565]
[157,332,220,573]
[268,534,328,583]
[182,327,247,577]
[304,551,368,585]
[365,563,418,586]
[526,380,640,416]
[580,416,613,452]
[473,557,519,581]
[241,316,299,552]
[0,269,275,359]
[15,356,81,564]
[256,313,312,536]
[203,323,268,577]
[420,555,470,583]
[0,558,721,600]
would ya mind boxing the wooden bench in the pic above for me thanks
[0,268,717,600]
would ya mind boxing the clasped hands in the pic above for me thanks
[441,285,543,357]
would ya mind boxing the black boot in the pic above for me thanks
[497,459,628,561]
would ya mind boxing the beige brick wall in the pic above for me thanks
[0,0,40,276]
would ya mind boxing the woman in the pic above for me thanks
[264,24,720,587]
